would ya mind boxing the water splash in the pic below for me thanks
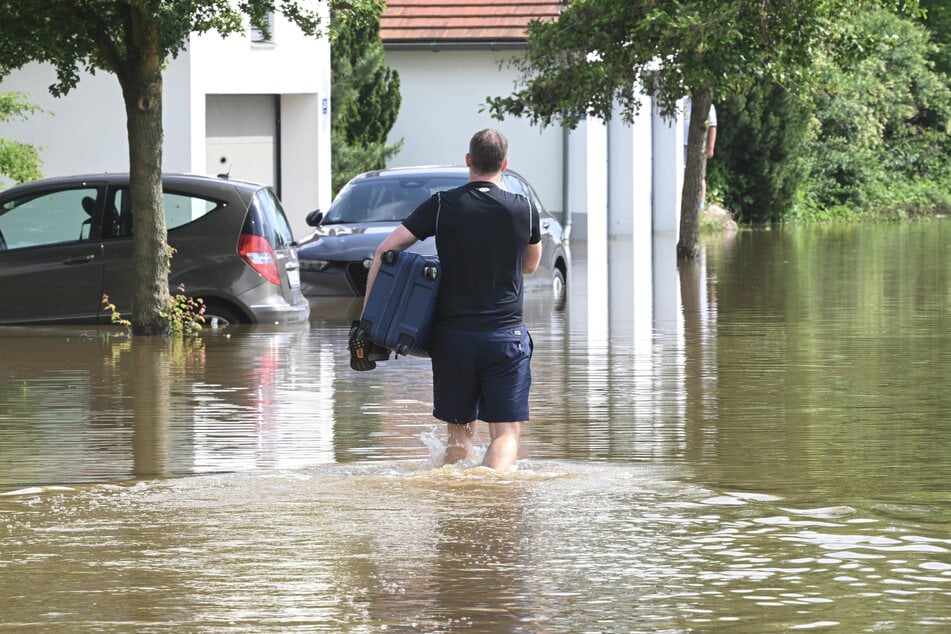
[418,425,492,468]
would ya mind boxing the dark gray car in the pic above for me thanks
[0,173,309,326]
[298,166,570,309]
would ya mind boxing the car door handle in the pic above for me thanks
[63,254,96,265]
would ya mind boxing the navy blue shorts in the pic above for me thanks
[429,324,533,424]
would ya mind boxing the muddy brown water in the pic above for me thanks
[1,222,949,631]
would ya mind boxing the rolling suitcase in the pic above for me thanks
[360,250,441,357]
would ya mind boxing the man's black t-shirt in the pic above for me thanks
[402,181,541,330]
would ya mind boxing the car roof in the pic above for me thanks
[1,172,268,196]
[350,165,466,180]
[349,165,530,182]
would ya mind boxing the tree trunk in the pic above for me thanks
[677,87,713,261]
[117,9,170,335]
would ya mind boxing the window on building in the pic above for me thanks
[249,12,274,44]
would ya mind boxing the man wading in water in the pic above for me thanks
[355,129,541,471]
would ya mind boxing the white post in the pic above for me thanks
[280,94,324,239]
[607,95,653,342]
[581,117,609,348]
[567,116,609,341]
[651,99,684,238]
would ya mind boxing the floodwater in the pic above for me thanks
[1,222,949,632]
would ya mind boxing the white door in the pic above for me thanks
[206,94,278,189]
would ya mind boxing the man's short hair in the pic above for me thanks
[469,129,508,174]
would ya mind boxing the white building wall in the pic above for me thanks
[0,63,130,178]
[0,10,329,239]
[576,119,608,309]
[281,93,326,228]
[607,94,654,337]
[607,96,653,239]
[164,51,195,172]
[383,49,564,219]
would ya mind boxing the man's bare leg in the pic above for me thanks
[483,422,521,471]
[445,423,475,464]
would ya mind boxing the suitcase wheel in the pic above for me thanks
[382,250,398,266]
[423,265,438,281]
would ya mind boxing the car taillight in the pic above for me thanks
[238,234,281,285]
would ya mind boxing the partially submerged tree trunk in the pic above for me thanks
[115,7,170,335]
[677,87,713,261]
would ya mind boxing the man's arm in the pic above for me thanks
[362,224,419,310]
[523,242,542,274]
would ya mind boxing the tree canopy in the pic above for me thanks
[799,8,951,217]
[713,7,951,222]
[487,0,922,258]
[0,92,43,186]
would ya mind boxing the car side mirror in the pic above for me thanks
[305,210,323,227]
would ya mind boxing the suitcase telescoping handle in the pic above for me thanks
[383,250,439,281]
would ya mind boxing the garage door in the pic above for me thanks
[206,94,278,189]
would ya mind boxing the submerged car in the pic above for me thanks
[0,173,309,326]
[297,166,570,309]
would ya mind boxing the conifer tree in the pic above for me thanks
[707,84,811,223]
[331,6,402,195]
[920,0,951,76]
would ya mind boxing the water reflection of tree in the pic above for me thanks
[0,332,206,486]
[131,338,206,478]
[678,252,718,466]
[706,225,951,498]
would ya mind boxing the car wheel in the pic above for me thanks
[552,267,567,311]
[202,304,245,329]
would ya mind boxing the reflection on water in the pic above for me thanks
[1,223,950,631]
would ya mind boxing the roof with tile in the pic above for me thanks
[381,0,564,44]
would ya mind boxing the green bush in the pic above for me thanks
[796,9,951,219]
[714,10,951,223]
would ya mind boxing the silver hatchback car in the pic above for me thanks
[0,173,309,326]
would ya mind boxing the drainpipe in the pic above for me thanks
[561,126,572,242]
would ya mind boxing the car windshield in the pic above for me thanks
[322,175,466,225]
